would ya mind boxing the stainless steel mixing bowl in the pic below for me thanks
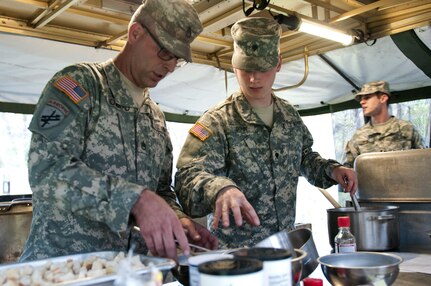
[174,248,307,286]
[317,252,403,286]
[292,249,307,285]
[255,228,319,280]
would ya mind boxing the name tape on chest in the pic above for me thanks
[189,122,212,141]
[54,76,88,104]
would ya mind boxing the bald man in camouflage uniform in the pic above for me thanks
[20,0,218,262]
[343,81,426,168]
[175,17,358,248]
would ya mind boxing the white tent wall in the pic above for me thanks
[0,33,118,104]
[1,26,431,115]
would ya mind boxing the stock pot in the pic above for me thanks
[0,198,32,263]
[327,205,399,251]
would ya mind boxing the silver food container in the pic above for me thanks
[0,198,32,264]
[354,148,431,251]
[327,206,400,251]
[0,251,176,285]
[355,148,431,202]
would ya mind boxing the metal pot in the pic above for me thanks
[327,206,399,251]
[0,198,32,263]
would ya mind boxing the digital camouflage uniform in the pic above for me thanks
[342,116,425,168]
[175,92,342,248]
[20,60,184,261]
[20,0,202,262]
[344,80,426,168]
[231,17,280,72]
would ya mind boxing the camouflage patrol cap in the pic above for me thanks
[231,17,282,72]
[354,81,391,101]
[132,0,203,62]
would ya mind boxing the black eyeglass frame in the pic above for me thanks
[138,23,187,67]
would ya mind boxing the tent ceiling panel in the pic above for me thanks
[1,0,430,69]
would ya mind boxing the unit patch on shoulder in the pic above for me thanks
[38,100,70,129]
[189,122,212,141]
[54,76,88,104]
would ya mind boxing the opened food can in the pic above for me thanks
[188,253,233,286]
[233,247,292,286]
[198,257,264,286]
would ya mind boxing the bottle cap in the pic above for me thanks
[338,216,350,227]
[303,277,323,286]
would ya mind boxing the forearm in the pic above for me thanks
[175,166,236,217]
[301,149,341,188]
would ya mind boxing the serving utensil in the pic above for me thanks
[174,239,212,255]
[351,193,361,211]
[316,187,341,208]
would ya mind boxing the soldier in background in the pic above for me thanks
[342,81,426,168]
[21,0,217,262]
[175,17,358,248]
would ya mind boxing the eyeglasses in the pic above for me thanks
[138,23,186,68]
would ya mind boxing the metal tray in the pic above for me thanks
[355,148,431,202]
[0,251,176,286]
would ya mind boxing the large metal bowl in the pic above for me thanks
[291,249,307,285]
[255,228,319,280]
[173,248,307,286]
[318,252,403,286]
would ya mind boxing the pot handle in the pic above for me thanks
[0,199,32,213]
[367,215,395,221]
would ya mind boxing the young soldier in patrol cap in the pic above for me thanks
[342,80,426,168]
[21,0,217,262]
[175,17,358,248]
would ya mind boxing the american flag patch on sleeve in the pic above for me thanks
[54,76,89,104]
[190,122,212,141]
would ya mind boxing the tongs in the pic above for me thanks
[174,239,212,255]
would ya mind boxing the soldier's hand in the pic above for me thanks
[131,189,190,261]
[212,186,260,229]
[180,217,219,250]
[331,166,358,195]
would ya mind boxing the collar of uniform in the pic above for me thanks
[369,115,395,127]
[233,91,275,125]
[366,116,399,136]
[102,59,136,108]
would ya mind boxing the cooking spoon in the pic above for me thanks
[351,193,361,211]
[317,187,342,208]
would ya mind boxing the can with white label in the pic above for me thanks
[188,253,233,286]
[198,257,264,286]
[233,247,292,286]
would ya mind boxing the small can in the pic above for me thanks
[198,257,264,286]
[188,253,233,286]
[233,247,293,286]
